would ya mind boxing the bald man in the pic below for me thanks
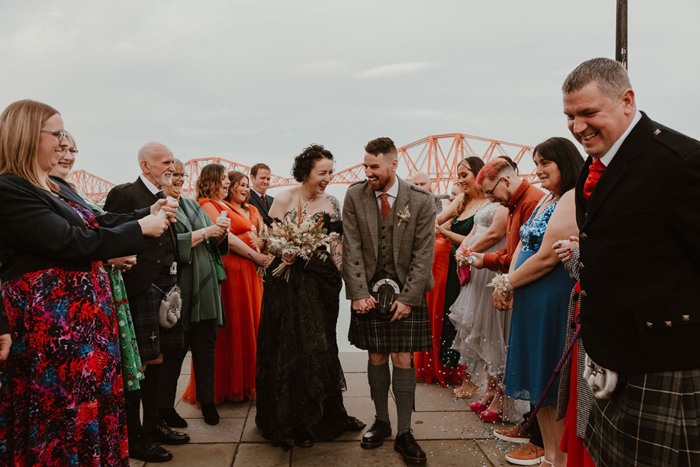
[104,142,189,462]
[411,172,449,214]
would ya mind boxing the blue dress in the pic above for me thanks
[503,200,575,406]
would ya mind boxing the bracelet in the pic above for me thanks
[488,273,514,295]
[201,228,207,242]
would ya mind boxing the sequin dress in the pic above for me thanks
[503,201,575,406]
[448,202,508,381]
[0,200,129,466]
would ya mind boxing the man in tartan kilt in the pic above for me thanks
[563,58,700,466]
[104,142,190,462]
[342,137,435,464]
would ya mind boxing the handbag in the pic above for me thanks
[157,285,182,329]
[210,246,227,282]
[457,265,471,287]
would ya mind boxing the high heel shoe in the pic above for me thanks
[479,408,502,422]
[470,383,498,414]
[453,386,476,399]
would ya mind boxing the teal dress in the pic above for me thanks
[439,215,475,368]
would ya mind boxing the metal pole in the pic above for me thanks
[616,0,628,69]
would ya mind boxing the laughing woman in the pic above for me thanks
[0,99,170,466]
[158,159,230,427]
[256,145,364,449]
[182,165,270,406]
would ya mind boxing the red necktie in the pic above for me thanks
[262,195,268,209]
[379,193,391,220]
[583,159,606,202]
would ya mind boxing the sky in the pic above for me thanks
[1,0,699,195]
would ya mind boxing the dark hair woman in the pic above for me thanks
[496,137,583,465]
[256,144,365,448]
[0,99,170,465]
[433,156,490,395]
[182,164,270,409]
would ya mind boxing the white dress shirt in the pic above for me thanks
[599,110,642,167]
[139,174,161,196]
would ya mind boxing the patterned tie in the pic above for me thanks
[583,159,606,202]
[379,193,391,220]
[262,195,268,210]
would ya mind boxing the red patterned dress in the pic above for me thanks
[0,200,129,466]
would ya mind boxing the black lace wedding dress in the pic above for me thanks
[255,217,364,448]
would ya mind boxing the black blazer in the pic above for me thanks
[0,174,146,282]
[576,112,700,373]
[248,190,273,225]
[104,177,177,296]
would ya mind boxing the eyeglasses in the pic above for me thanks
[483,177,502,196]
[172,173,189,179]
[40,129,67,143]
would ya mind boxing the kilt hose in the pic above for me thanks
[129,272,183,362]
[348,296,431,353]
[585,367,700,467]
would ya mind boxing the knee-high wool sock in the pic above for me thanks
[367,361,391,423]
[392,367,416,436]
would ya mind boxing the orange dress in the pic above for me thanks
[182,199,263,403]
[414,232,465,386]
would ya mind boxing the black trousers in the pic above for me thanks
[159,318,218,408]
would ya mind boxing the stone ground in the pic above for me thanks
[129,353,519,466]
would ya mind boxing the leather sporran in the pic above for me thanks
[158,285,182,329]
[368,272,403,321]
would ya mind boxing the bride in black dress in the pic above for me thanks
[255,145,365,449]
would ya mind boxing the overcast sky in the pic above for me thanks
[1,0,698,193]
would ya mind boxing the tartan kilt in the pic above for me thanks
[348,295,431,353]
[129,273,183,362]
[585,367,700,467]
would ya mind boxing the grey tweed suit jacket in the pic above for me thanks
[342,177,435,307]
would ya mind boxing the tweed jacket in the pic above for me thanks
[576,112,700,373]
[342,177,435,307]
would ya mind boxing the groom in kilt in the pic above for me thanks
[343,137,435,464]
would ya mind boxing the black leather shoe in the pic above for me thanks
[147,419,191,445]
[293,429,315,448]
[129,430,173,462]
[159,407,187,428]
[201,402,220,426]
[360,419,392,449]
[394,431,426,464]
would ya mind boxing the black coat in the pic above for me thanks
[104,177,177,296]
[576,112,700,373]
[0,174,145,283]
[248,190,273,225]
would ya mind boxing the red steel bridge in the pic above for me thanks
[68,133,537,203]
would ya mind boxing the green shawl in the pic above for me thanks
[175,197,228,330]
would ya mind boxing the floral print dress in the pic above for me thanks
[0,199,129,466]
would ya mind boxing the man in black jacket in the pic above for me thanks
[563,58,700,466]
[248,163,274,224]
[104,142,189,463]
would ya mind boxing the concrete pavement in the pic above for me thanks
[129,353,518,466]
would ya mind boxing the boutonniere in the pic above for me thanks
[396,205,411,227]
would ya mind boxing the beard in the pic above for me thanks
[157,172,173,187]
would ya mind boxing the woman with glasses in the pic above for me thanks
[158,160,230,426]
[48,132,145,394]
[0,99,170,466]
